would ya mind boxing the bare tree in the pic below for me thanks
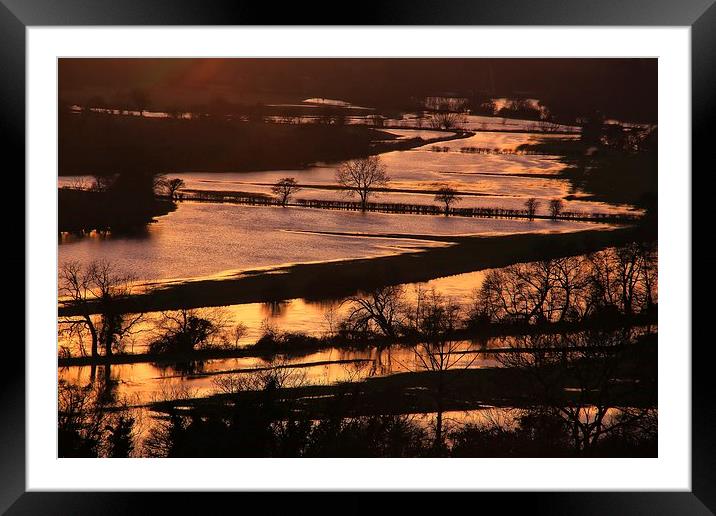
[335,156,390,211]
[91,174,117,193]
[524,197,540,220]
[477,246,657,326]
[428,112,463,130]
[59,260,143,358]
[342,286,405,339]
[433,185,462,215]
[549,198,564,219]
[271,177,301,207]
[165,178,185,201]
[149,308,230,354]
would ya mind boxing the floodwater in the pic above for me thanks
[59,129,638,216]
[58,269,492,357]
[157,129,631,215]
[58,124,634,419]
[58,201,606,284]
[58,337,506,406]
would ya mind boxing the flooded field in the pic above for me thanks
[59,129,639,215]
[57,58,658,459]
[59,201,608,284]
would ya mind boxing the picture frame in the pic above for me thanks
[3,0,711,512]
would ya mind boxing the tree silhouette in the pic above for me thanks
[524,197,540,220]
[165,178,185,201]
[428,112,464,130]
[271,177,301,207]
[549,198,564,219]
[130,88,150,116]
[434,186,462,215]
[342,286,405,339]
[335,156,390,211]
[59,260,143,358]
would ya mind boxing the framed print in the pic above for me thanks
[3,0,713,513]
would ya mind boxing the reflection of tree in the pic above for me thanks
[262,300,290,318]
[496,328,656,455]
[409,290,477,452]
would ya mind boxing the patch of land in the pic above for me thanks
[59,188,176,233]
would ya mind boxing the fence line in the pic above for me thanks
[177,190,641,224]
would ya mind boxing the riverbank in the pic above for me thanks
[59,226,643,316]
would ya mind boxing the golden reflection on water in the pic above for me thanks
[58,269,489,356]
[58,339,502,407]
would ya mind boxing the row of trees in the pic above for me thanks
[59,239,656,361]
[524,197,564,220]
[68,174,186,201]
[336,242,656,344]
[476,243,657,325]
[267,156,568,218]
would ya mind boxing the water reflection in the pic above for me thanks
[58,269,490,356]
[58,337,510,406]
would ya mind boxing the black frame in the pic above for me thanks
[2,1,712,513]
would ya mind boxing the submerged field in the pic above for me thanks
[58,119,657,458]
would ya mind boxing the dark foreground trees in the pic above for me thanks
[58,380,137,457]
[494,329,657,456]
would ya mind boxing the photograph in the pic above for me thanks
[56,57,658,459]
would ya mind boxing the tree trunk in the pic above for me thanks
[85,316,99,358]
